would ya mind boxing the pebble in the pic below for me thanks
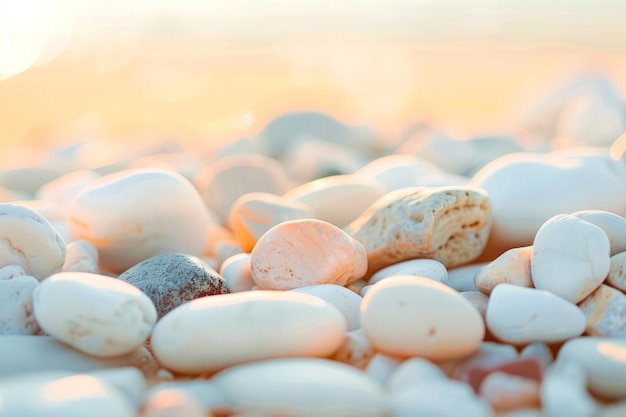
[331,328,374,369]
[369,258,448,285]
[35,169,100,212]
[479,371,541,412]
[219,253,255,293]
[229,192,315,251]
[62,239,99,273]
[442,342,518,382]
[151,291,347,375]
[211,358,391,417]
[607,251,626,291]
[33,272,157,357]
[470,148,626,259]
[360,275,485,361]
[540,360,599,417]
[283,174,386,228]
[578,284,626,337]
[572,210,626,256]
[354,154,445,191]
[290,284,362,330]
[364,353,403,385]
[140,388,207,417]
[446,263,485,291]
[118,252,230,319]
[558,337,626,400]
[463,356,544,396]
[67,168,210,273]
[346,186,492,273]
[520,342,554,370]
[193,154,290,224]
[386,357,447,393]
[460,291,489,321]
[486,284,586,344]
[0,265,40,334]
[474,246,533,295]
[531,214,610,303]
[0,373,136,417]
[250,219,367,290]
[0,203,66,280]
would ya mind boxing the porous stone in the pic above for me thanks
[251,219,367,290]
[346,186,492,273]
[119,253,230,319]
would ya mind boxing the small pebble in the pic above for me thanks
[354,154,444,191]
[250,219,367,290]
[531,214,610,303]
[459,291,489,321]
[33,272,157,357]
[520,342,554,370]
[364,353,403,385]
[0,265,40,334]
[386,357,447,393]
[369,258,448,285]
[606,251,626,291]
[578,284,626,337]
[442,341,518,382]
[118,252,230,319]
[464,357,544,395]
[572,210,626,256]
[331,328,374,369]
[474,246,533,295]
[219,253,254,293]
[540,360,599,417]
[62,239,99,273]
[290,284,362,330]
[479,371,541,413]
[360,275,484,361]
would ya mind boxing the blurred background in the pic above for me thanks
[2,0,626,153]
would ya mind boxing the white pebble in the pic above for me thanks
[0,265,40,334]
[369,258,448,285]
[290,284,362,330]
[62,240,99,273]
[364,353,403,385]
[219,253,254,293]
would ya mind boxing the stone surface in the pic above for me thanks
[387,357,447,393]
[0,265,40,334]
[0,203,66,280]
[33,272,157,357]
[361,275,484,361]
[119,252,230,319]
[572,210,626,256]
[579,284,626,337]
[346,186,492,273]
[211,358,391,417]
[369,258,448,285]
[607,251,626,292]
[62,239,99,273]
[250,219,367,290]
[151,291,347,375]
[219,253,254,293]
[290,284,362,331]
[459,291,489,321]
[332,328,374,369]
[67,168,209,273]
[229,192,314,251]
[531,214,610,303]
[474,246,533,295]
[486,284,586,344]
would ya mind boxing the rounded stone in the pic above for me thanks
[360,275,485,361]
[119,252,230,319]
[0,265,40,335]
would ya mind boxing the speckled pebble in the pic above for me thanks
[120,252,230,319]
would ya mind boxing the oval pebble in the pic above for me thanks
[369,258,448,285]
[290,284,362,331]
[486,284,586,344]
[33,272,157,357]
[540,360,600,417]
[0,203,66,280]
[67,168,209,273]
[531,214,610,303]
[151,291,347,375]
[211,358,391,417]
[251,219,367,290]
[361,275,484,361]
[219,253,254,293]
[119,252,230,319]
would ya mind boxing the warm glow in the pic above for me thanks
[597,342,626,363]
[40,375,106,403]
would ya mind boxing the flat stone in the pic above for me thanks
[119,252,230,319]
[346,186,492,273]
[360,275,484,361]
[486,284,586,344]
[474,246,533,295]
[251,219,367,290]
[531,214,610,303]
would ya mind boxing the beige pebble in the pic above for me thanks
[361,275,485,361]
[460,291,489,321]
[479,371,540,412]
[229,192,315,251]
[332,328,374,369]
[194,154,290,224]
[346,186,491,274]
[251,219,367,290]
[607,252,626,292]
[62,240,99,273]
[284,174,386,228]
[578,284,626,337]
[474,246,533,295]
[219,253,254,293]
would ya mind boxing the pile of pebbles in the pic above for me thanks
[1,106,626,417]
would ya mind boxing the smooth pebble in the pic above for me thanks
[369,258,448,285]
[578,284,626,337]
[0,265,40,334]
[606,251,626,291]
[474,246,533,295]
[219,253,255,293]
[290,284,362,330]
[62,239,99,273]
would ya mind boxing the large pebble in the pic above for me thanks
[471,149,626,258]
[251,219,367,290]
[346,186,492,273]
[369,258,448,285]
[558,337,626,399]
[0,265,40,335]
[579,284,626,337]
[284,174,386,228]
[0,373,135,417]
[531,214,610,303]
[229,192,314,251]
[486,284,586,344]
[290,284,362,330]
[360,275,484,361]
[194,154,290,224]
[474,246,533,295]
[119,252,230,319]
[572,210,626,256]
[67,168,209,273]
[0,203,66,280]
[211,358,390,417]
[151,291,347,374]
[33,272,157,357]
